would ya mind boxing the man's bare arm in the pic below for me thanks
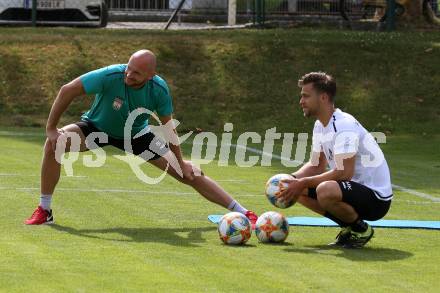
[46,78,85,150]
[292,151,327,178]
[46,78,85,132]
[300,154,356,188]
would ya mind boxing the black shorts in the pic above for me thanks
[308,181,392,221]
[75,120,169,161]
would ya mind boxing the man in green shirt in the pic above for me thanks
[25,50,258,226]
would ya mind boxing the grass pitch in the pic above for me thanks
[0,129,439,292]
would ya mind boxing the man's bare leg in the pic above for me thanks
[148,153,258,225]
[296,194,325,215]
[316,181,358,223]
[293,175,357,224]
[148,154,235,208]
[295,183,358,224]
[41,124,88,195]
[26,123,88,224]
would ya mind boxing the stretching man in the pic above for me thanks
[278,72,392,248]
[25,50,257,226]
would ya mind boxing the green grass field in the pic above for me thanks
[1,26,439,292]
[1,129,439,292]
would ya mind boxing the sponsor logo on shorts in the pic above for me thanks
[342,181,352,190]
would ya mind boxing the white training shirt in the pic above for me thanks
[312,109,393,200]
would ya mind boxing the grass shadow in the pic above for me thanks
[221,243,257,248]
[285,245,413,262]
[259,241,294,247]
[50,224,216,247]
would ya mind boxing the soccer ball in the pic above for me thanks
[255,211,289,243]
[217,212,252,245]
[265,173,296,209]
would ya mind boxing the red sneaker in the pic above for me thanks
[245,210,258,230]
[24,206,54,225]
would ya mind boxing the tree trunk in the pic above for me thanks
[399,0,440,26]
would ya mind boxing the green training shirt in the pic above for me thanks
[79,64,173,139]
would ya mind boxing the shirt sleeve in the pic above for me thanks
[333,121,360,155]
[155,85,174,117]
[79,67,108,95]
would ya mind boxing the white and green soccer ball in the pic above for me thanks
[217,212,252,245]
[265,173,296,209]
[255,211,289,243]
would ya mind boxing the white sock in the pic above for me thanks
[40,195,52,211]
[227,200,248,214]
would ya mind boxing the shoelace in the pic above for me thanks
[335,231,343,239]
[336,228,350,240]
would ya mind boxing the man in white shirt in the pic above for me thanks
[278,72,393,248]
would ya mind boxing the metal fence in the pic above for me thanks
[104,0,366,28]
[106,0,170,10]
[104,0,440,28]
[0,0,439,26]
[105,0,346,13]
[105,0,440,15]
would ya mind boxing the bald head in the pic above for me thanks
[131,50,156,72]
[124,49,157,88]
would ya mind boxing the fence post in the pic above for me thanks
[255,0,264,27]
[288,0,297,13]
[386,0,396,31]
[228,0,237,26]
[32,0,37,26]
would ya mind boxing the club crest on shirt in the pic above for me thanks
[112,97,123,111]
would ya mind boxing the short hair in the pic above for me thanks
[298,72,336,102]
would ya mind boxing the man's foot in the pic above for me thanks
[328,226,352,247]
[343,224,374,248]
[24,206,54,225]
[245,211,258,229]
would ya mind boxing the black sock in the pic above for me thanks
[324,212,349,228]
[350,217,368,232]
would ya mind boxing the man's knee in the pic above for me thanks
[182,174,203,186]
[316,181,342,205]
[43,136,73,156]
[60,124,87,152]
